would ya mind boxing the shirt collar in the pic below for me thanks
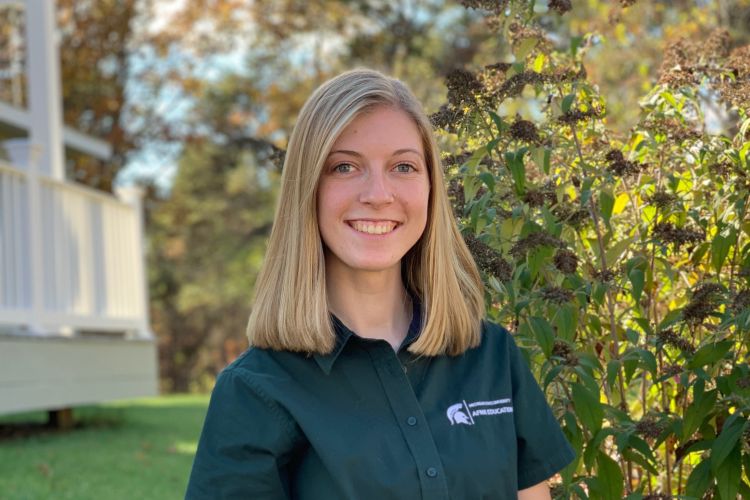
[313,296,422,375]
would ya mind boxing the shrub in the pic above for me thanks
[437,2,750,498]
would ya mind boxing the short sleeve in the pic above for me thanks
[505,331,575,489]
[185,367,300,499]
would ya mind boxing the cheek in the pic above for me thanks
[411,183,430,218]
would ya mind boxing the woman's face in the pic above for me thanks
[317,106,431,275]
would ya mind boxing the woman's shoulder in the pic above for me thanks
[477,318,517,351]
[220,346,312,384]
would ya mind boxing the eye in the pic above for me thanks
[333,163,355,173]
[394,163,416,173]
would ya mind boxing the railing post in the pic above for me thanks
[23,0,65,334]
[115,186,153,340]
[25,0,65,181]
[26,144,45,334]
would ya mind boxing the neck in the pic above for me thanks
[325,256,412,351]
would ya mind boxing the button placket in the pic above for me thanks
[367,344,449,499]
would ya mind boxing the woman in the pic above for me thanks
[185,68,575,499]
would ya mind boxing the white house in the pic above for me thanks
[0,0,157,416]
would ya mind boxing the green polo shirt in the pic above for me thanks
[185,302,575,499]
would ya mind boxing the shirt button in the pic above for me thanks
[402,365,408,373]
[407,416,417,426]
[426,467,438,478]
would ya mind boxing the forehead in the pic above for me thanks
[330,106,424,154]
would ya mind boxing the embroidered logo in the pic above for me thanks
[446,398,513,425]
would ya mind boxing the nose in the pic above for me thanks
[359,168,394,206]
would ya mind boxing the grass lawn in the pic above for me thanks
[0,394,209,500]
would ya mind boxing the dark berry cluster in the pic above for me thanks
[661,364,683,378]
[682,283,725,324]
[731,290,750,314]
[522,186,555,207]
[656,328,695,354]
[464,233,513,282]
[549,0,572,15]
[540,286,574,304]
[718,45,750,110]
[651,222,705,249]
[557,108,600,126]
[646,190,678,210]
[642,494,672,500]
[484,62,512,74]
[553,204,589,227]
[643,117,701,143]
[442,152,472,169]
[553,249,579,274]
[509,118,540,143]
[459,0,508,14]
[552,341,578,365]
[708,161,733,177]
[429,104,463,133]
[593,268,618,283]
[605,149,643,177]
[495,71,547,100]
[510,231,564,258]
[635,417,666,440]
[446,69,484,108]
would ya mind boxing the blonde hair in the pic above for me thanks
[247,68,485,356]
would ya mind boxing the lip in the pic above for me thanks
[345,218,402,223]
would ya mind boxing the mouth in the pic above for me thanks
[346,220,400,235]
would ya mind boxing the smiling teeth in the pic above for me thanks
[350,221,397,234]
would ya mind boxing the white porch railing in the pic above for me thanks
[0,159,150,338]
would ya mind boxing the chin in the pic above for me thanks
[344,259,402,274]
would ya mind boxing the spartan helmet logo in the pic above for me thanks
[447,403,472,425]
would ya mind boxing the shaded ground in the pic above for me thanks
[0,394,209,500]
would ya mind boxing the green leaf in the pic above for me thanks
[604,237,633,268]
[508,153,526,195]
[570,36,584,57]
[543,365,563,390]
[599,190,614,226]
[562,93,576,114]
[530,147,551,175]
[488,111,506,135]
[596,451,624,500]
[682,388,717,441]
[711,232,733,274]
[478,171,495,191]
[688,340,733,369]
[715,442,741,500]
[529,316,554,358]
[572,382,603,434]
[626,435,658,467]
[621,448,658,475]
[739,480,750,499]
[685,459,712,499]
[628,268,645,304]
[584,428,613,471]
[514,37,538,60]
[711,415,747,472]
[554,303,577,342]
[606,360,620,391]
[635,349,657,378]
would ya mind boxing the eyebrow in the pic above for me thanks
[327,148,424,159]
